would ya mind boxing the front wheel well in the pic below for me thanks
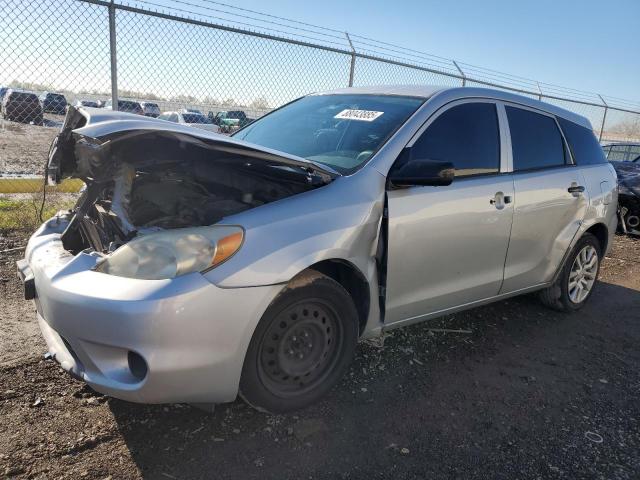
[307,260,370,336]
[585,223,608,256]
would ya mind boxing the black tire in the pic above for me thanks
[240,270,358,413]
[539,233,601,312]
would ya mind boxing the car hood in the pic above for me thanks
[47,106,338,184]
[612,161,640,196]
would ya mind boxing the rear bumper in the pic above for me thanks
[21,216,282,404]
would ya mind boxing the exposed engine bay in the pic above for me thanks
[53,118,332,254]
[613,161,640,236]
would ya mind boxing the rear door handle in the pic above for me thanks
[568,185,585,195]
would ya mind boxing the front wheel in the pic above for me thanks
[539,233,601,312]
[240,270,358,413]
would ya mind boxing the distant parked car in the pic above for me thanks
[1,89,43,125]
[75,99,100,108]
[139,101,161,118]
[39,92,67,115]
[183,107,203,115]
[209,110,255,133]
[0,87,7,102]
[104,99,144,115]
[158,111,220,132]
[602,142,640,163]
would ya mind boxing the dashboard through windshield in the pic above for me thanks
[233,94,424,174]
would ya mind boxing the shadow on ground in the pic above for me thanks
[107,282,640,479]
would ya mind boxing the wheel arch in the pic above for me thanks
[584,222,608,256]
[306,259,371,336]
[552,221,609,284]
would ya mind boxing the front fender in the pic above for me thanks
[203,168,386,289]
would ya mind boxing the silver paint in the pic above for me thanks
[24,86,618,404]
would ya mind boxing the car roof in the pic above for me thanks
[313,85,592,129]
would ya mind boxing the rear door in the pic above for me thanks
[500,104,587,293]
[384,100,515,324]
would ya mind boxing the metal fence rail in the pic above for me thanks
[1,0,639,198]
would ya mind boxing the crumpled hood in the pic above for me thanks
[612,161,640,197]
[47,106,338,185]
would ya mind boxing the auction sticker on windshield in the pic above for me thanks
[334,109,384,121]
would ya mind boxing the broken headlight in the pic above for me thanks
[95,226,244,280]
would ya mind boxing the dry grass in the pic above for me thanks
[0,193,76,234]
[0,178,83,194]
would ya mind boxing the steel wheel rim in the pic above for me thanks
[568,245,598,304]
[257,299,343,397]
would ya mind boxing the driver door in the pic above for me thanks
[384,100,514,325]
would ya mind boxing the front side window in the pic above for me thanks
[408,102,501,177]
[628,145,640,162]
[507,106,566,170]
[234,94,424,174]
[607,146,630,161]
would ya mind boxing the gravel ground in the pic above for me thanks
[0,116,61,176]
[0,233,639,479]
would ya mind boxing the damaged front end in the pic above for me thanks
[613,162,640,236]
[49,107,337,255]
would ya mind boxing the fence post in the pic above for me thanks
[536,82,543,101]
[109,0,118,110]
[598,94,608,142]
[452,61,466,86]
[345,32,355,87]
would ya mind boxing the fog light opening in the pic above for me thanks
[127,351,148,381]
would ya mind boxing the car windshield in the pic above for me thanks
[10,92,38,102]
[183,113,211,124]
[120,101,140,111]
[233,94,424,174]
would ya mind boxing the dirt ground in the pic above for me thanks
[0,233,639,480]
[0,117,61,176]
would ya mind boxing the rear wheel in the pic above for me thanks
[240,270,358,413]
[539,233,601,312]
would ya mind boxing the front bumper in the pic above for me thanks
[20,216,282,404]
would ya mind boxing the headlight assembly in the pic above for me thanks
[96,226,244,280]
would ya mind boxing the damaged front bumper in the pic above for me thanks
[18,215,282,404]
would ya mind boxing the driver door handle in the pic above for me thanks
[568,185,585,195]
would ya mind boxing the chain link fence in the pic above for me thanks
[1,0,640,225]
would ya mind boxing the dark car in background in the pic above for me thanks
[140,101,161,117]
[76,99,100,108]
[1,89,43,125]
[104,99,144,115]
[39,92,67,115]
[0,87,7,102]
[208,110,255,133]
[602,142,640,162]
[605,143,640,234]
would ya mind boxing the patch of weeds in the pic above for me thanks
[0,194,76,235]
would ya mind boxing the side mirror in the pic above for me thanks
[389,158,455,187]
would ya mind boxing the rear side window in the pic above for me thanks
[411,102,500,177]
[557,117,606,166]
[506,106,565,171]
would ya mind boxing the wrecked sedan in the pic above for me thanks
[18,86,618,413]
[612,159,640,235]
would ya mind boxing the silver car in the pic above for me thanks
[18,86,618,413]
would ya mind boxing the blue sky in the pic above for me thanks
[231,0,639,103]
[1,0,638,118]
